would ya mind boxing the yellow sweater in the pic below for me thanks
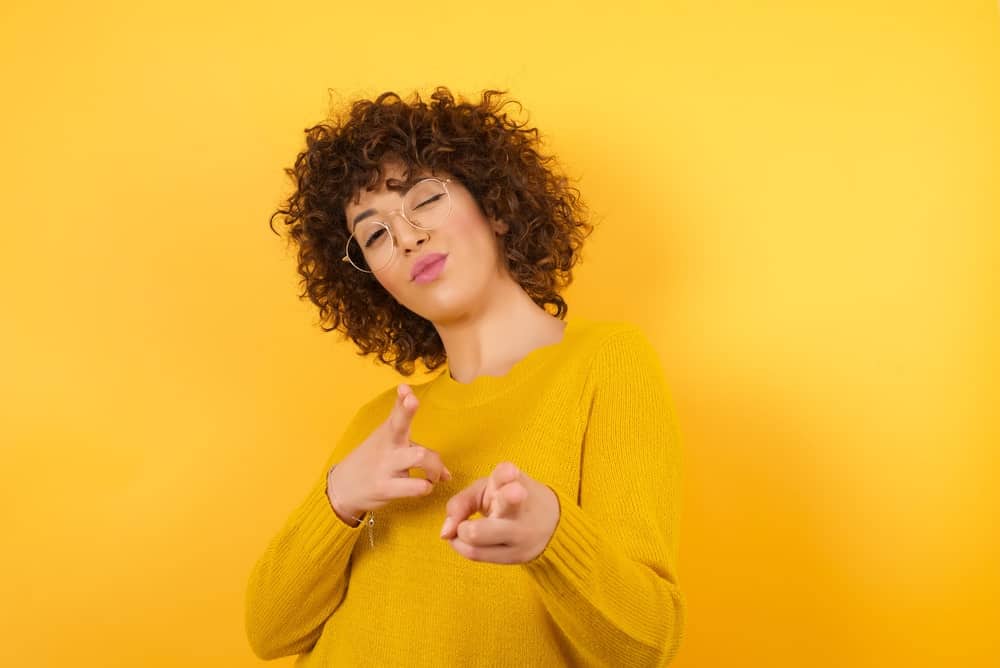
[245,317,686,666]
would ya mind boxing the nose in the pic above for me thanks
[390,212,430,253]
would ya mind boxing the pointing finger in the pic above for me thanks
[387,383,418,443]
[493,461,521,483]
[485,462,522,515]
[491,480,527,518]
[441,477,488,539]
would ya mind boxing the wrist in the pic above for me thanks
[330,497,364,527]
[326,465,364,527]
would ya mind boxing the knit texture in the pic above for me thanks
[245,317,685,666]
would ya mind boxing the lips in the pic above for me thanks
[411,253,448,282]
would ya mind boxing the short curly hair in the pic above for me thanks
[268,86,594,376]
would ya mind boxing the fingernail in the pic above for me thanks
[439,516,454,538]
[443,467,453,480]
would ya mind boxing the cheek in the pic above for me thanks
[450,212,497,255]
[373,269,408,299]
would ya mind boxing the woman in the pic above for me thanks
[245,87,685,666]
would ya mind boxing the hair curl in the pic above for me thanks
[268,86,593,376]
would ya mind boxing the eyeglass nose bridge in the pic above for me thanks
[381,209,432,249]
[384,207,424,230]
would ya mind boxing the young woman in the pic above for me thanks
[245,87,685,666]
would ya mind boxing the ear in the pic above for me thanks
[491,217,510,235]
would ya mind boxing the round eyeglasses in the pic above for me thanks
[342,177,453,273]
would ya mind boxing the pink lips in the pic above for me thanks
[411,253,448,283]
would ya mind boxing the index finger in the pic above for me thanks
[386,383,418,444]
[441,477,488,539]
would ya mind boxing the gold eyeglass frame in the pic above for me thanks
[342,177,454,274]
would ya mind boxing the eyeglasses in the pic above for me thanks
[342,177,453,273]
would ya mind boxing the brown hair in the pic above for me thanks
[268,86,593,376]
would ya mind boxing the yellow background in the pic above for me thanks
[1,1,996,666]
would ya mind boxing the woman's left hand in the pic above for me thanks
[439,461,560,564]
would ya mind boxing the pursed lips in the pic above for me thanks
[410,253,447,281]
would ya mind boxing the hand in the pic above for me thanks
[327,383,452,526]
[439,461,561,564]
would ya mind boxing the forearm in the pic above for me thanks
[522,488,685,667]
[245,477,365,660]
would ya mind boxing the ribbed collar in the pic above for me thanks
[422,318,579,409]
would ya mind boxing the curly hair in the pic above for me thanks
[268,86,594,376]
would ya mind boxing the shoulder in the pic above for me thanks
[572,319,669,393]
[334,384,399,438]
[570,318,659,363]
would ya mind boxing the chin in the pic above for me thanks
[402,286,480,324]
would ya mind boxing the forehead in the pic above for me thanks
[343,161,437,230]
[348,162,421,205]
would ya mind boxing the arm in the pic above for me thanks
[243,405,375,660]
[521,325,686,667]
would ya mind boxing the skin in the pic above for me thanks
[341,159,564,564]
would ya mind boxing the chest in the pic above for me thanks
[354,378,587,557]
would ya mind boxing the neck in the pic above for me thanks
[432,275,566,384]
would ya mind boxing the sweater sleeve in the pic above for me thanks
[521,325,686,667]
[244,402,379,661]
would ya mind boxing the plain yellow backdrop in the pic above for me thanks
[1,1,996,666]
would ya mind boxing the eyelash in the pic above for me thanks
[364,228,385,248]
[415,194,443,209]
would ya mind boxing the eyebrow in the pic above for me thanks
[350,174,422,232]
[350,208,378,231]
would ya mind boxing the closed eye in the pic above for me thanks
[414,194,444,209]
[364,228,386,248]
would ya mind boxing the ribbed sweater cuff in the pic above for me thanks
[294,480,367,565]
[521,486,599,592]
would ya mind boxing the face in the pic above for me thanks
[343,160,511,324]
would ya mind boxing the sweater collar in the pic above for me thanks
[423,318,578,408]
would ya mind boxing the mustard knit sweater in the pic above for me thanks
[245,317,685,666]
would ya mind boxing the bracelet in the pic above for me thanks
[327,465,375,548]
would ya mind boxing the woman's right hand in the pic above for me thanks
[326,383,452,526]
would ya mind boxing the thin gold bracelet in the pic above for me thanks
[327,465,375,548]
